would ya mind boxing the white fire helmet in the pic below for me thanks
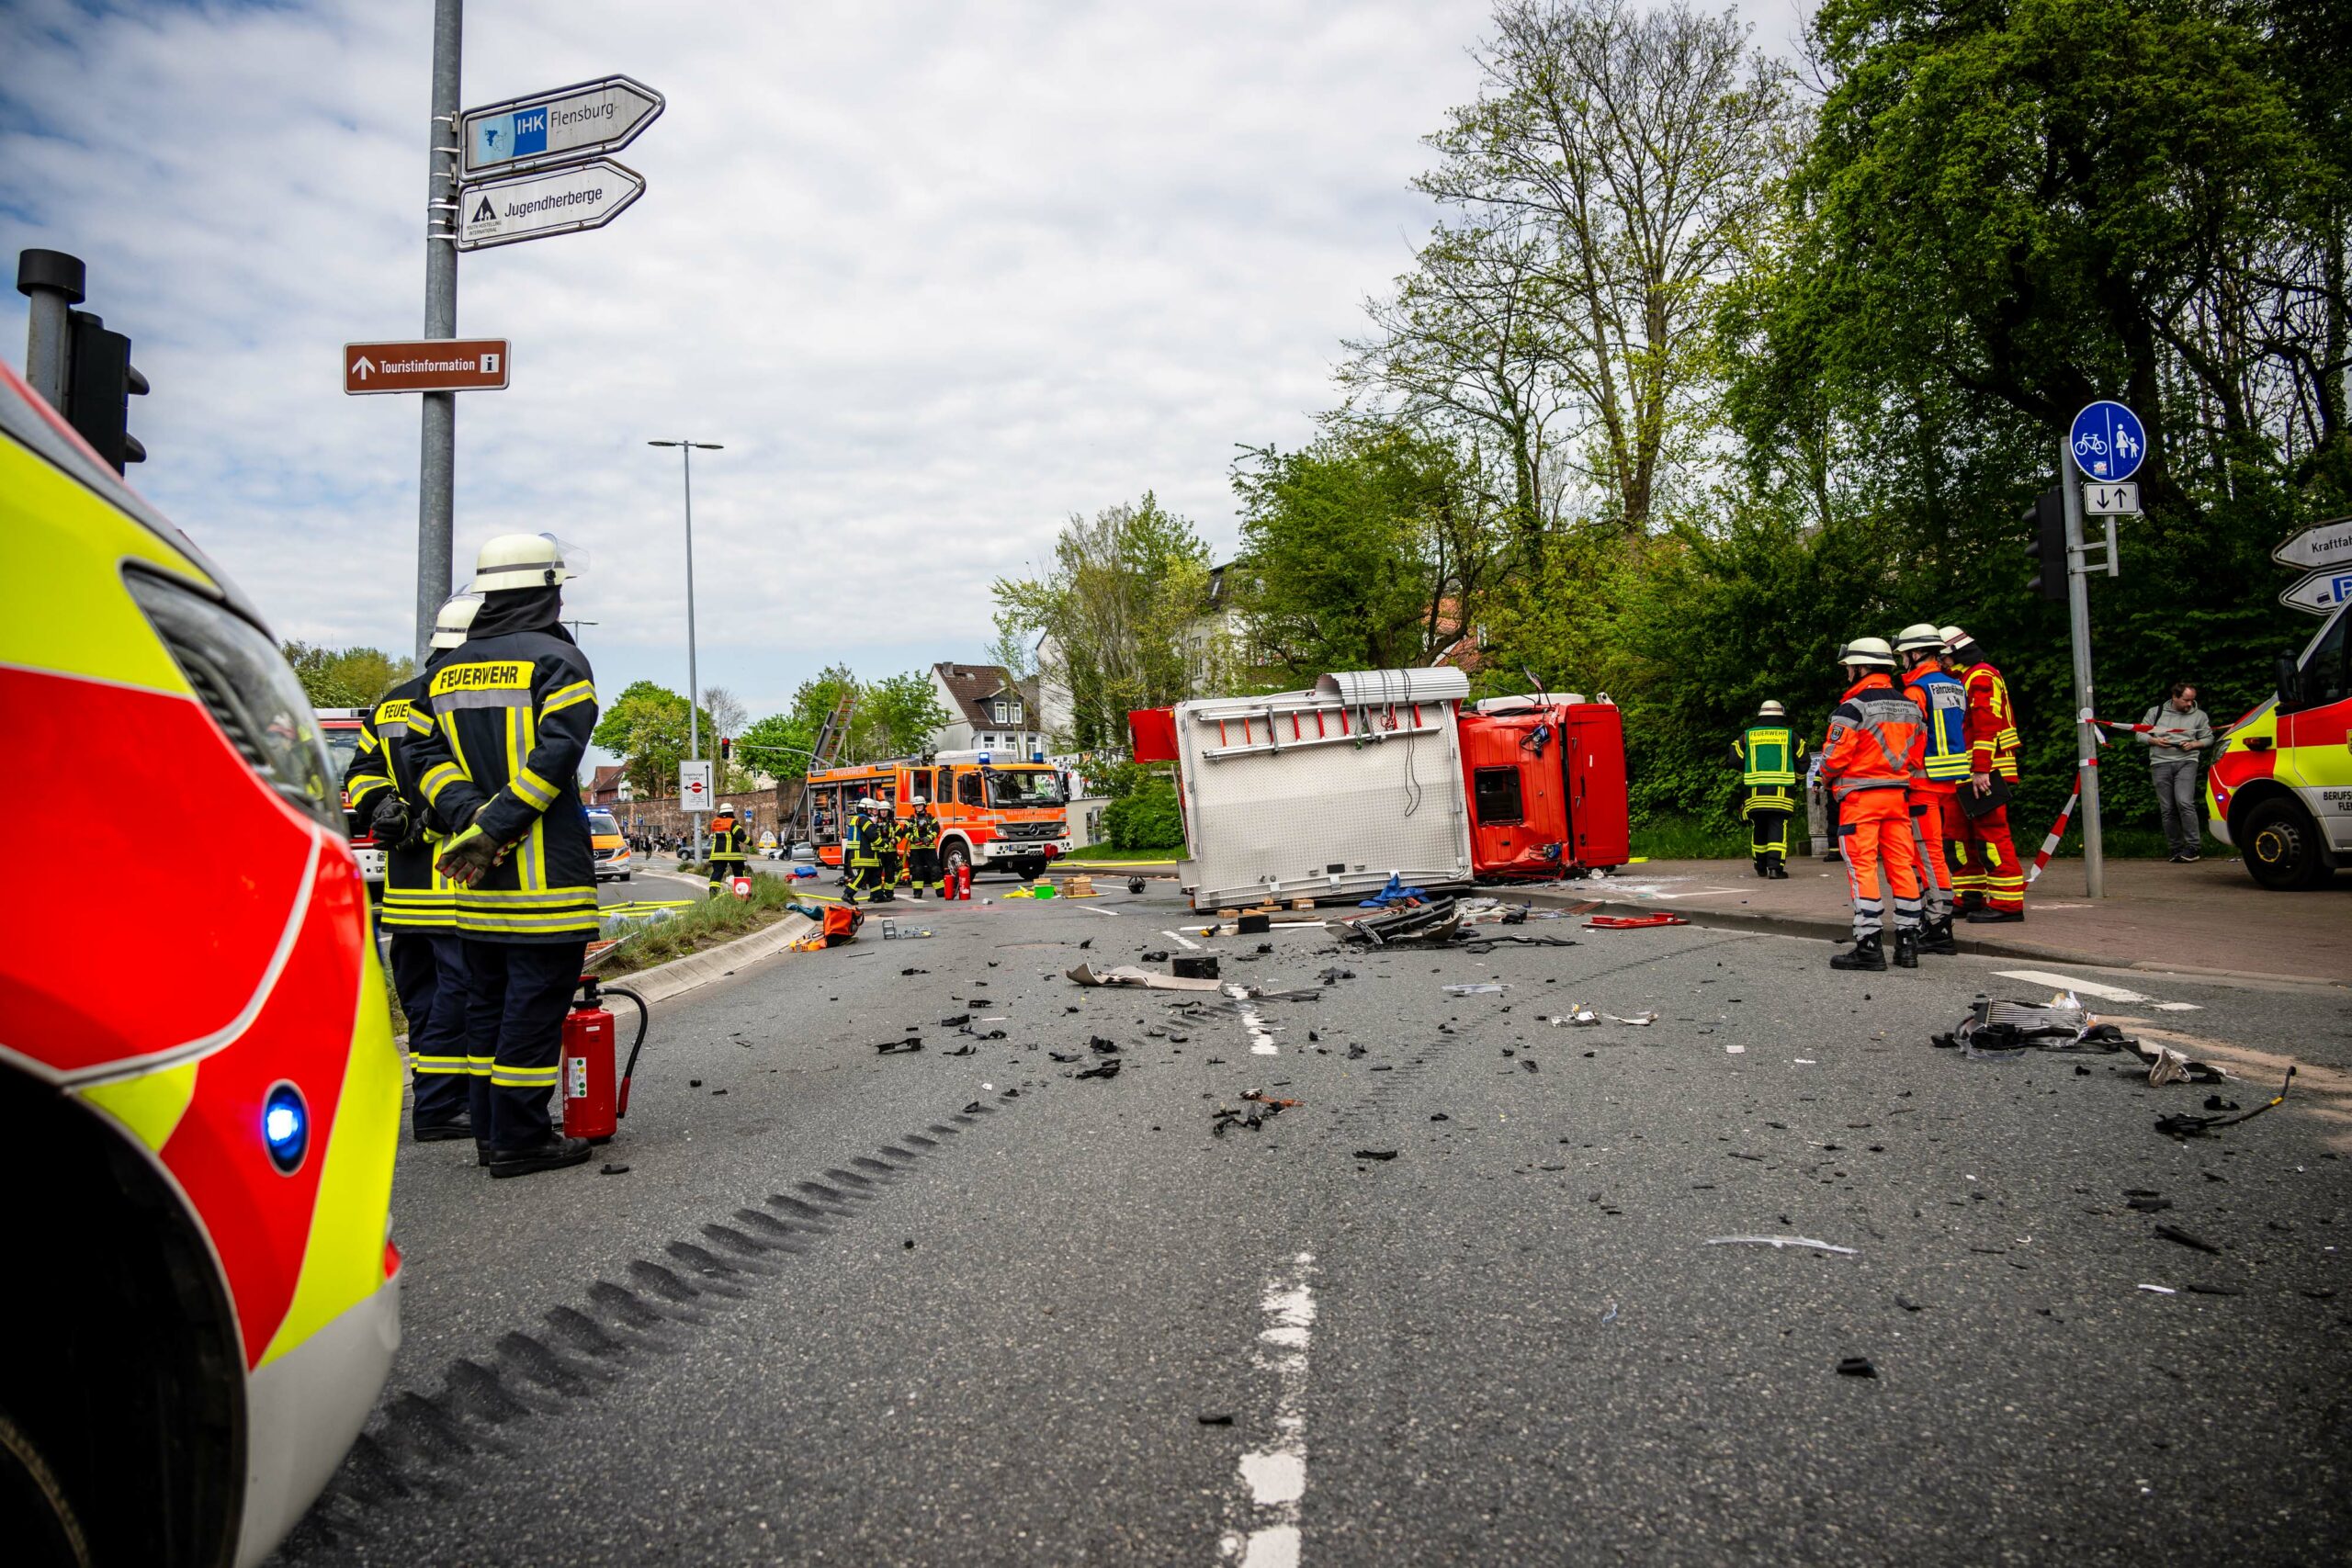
[1836,636,1897,670]
[1894,623,1945,655]
[1757,700,1785,717]
[470,532,571,593]
[429,592,482,650]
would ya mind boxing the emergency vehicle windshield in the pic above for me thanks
[986,769,1066,807]
[323,728,363,790]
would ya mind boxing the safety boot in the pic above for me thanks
[1893,929,1920,968]
[488,1136,594,1179]
[1829,932,1887,972]
[1917,917,1960,955]
[1965,907,2024,924]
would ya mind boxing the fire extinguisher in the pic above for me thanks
[560,975,650,1144]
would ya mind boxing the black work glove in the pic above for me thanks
[435,807,506,886]
[369,794,413,846]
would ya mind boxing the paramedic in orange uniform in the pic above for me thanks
[1817,637,1925,972]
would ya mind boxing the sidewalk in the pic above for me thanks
[1527,855,2351,986]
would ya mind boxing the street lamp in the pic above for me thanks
[649,438,723,861]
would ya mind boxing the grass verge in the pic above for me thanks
[592,872,812,977]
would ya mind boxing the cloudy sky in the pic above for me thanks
[3,0,1808,728]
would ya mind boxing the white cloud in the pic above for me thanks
[3,0,1798,722]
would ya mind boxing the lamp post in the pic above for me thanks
[649,439,722,861]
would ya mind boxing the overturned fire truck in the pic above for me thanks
[1129,668,1628,911]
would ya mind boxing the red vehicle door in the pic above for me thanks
[1460,709,1569,877]
[1562,703,1631,869]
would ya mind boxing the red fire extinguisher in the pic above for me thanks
[560,976,650,1144]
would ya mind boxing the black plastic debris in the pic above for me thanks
[1072,1060,1122,1080]
[1353,1149,1399,1161]
[2203,1095,2240,1111]
[2155,1066,2295,1138]
[1238,913,1272,935]
[1196,1413,1235,1426]
[1521,1060,1539,1072]
[874,1038,923,1055]
[1317,967,1356,985]
[2154,1224,2222,1255]
[1345,1043,1368,1060]
[1173,954,1221,980]
[941,1013,972,1026]
[1430,1113,1450,1122]
[1894,1296,1922,1313]
[689,1078,703,1088]
[963,1101,982,1112]
[1080,939,1093,950]
[1141,950,1170,963]
[901,967,929,976]
[1836,1357,1878,1378]
[1089,1036,1122,1055]
[903,1239,916,1250]
[1047,1051,1079,1062]
[1128,878,1147,895]
[599,1163,631,1176]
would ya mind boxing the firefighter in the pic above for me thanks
[409,534,602,1179]
[842,797,884,903]
[1729,700,1803,878]
[1941,625,2026,922]
[1895,623,1967,954]
[904,795,944,898]
[1818,636,1925,972]
[876,800,903,899]
[707,801,747,896]
[344,592,479,1141]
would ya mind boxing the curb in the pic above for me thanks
[1512,886,2345,989]
[600,911,817,1007]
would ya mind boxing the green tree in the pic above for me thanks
[846,671,954,761]
[1234,422,1502,682]
[590,681,714,799]
[993,494,1228,749]
[281,643,413,708]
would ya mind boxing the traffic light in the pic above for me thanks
[2023,487,2067,601]
[718,737,732,762]
[65,310,148,472]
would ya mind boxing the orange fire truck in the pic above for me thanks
[801,750,1072,881]
[0,360,402,1564]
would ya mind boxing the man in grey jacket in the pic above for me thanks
[2138,682,2214,862]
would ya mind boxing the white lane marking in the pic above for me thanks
[1164,929,1204,951]
[1220,1253,1317,1567]
[1078,902,1123,916]
[2154,1001,2204,1012]
[1992,969,2161,1005]
[1227,984,1278,1055]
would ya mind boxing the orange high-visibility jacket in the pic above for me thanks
[1820,672,1927,799]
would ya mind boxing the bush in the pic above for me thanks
[1102,777,1186,851]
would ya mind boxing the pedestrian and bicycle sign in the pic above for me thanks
[461,75,663,179]
[343,337,509,394]
[2279,568,2352,617]
[457,160,646,251]
[2069,400,2146,482]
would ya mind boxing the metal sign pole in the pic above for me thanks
[414,0,462,664]
[2060,434,2104,898]
[683,440,703,865]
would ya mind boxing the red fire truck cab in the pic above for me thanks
[1457,695,1630,880]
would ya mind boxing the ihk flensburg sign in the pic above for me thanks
[457,160,645,252]
[462,75,663,179]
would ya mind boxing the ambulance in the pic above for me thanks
[2205,600,2351,888]
[0,361,402,1563]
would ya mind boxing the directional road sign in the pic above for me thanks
[2083,481,2140,515]
[2272,516,2352,574]
[2279,568,2352,617]
[457,160,645,252]
[343,338,509,395]
[679,759,713,813]
[462,75,664,179]
[2069,400,2146,483]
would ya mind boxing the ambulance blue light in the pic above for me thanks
[263,1083,309,1173]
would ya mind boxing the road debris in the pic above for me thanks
[1071,1059,1122,1080]
[1548,1008,1600,1027]
[1352,1149,1400,1161]
[1066,962,1224,992]
[1836,1357,1878,1379]
[1173,954,1222,980]
[2154,1067,2296,1138]
[1606,1010,1659,1026]
[2154,1224,2222,1255]
[1317,967,1356,984]
[1586,913,1689,930]
[1196,1413,1235,1426]
[599,1163,630,1176]
[2137,1283,2177,1295]
[1704,1235,1859,1255]
[1444,982,1510,996]
[1933,998,2230,1084]
[873,1037,923,1055]
[1089,1036,1122,1055]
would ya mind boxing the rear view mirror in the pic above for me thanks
[2275,652,2303,714]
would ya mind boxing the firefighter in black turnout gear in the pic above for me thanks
[707,803,747,896]
[904,797,944,898]
[343,592,480,1141]
[408,534,603,1179]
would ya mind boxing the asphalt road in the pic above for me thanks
[278,880,2351,1566]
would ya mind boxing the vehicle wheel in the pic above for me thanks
[620,871,631,882]
[1015,858,1046,881]
[2241,796,2331,890]
[0,1408,92,1568]
[943,840,973,881]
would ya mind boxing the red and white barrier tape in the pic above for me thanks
[2025,778,2083,886]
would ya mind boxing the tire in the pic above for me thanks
[943,839,973,881]
[1014,858,1046,881]
[620,871,631,882]
[0,1409,91,1568]
[2240,796,2331,890]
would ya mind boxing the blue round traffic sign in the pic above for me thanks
[2069,400,2145,482]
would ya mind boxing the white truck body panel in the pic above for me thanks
[1173,672,1474,910]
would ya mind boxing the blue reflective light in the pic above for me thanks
[262,1084,308,1173]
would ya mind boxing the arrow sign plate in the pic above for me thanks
[462,75,663,178]
[2084,481,2140,515]
[2272,515,2352,573]
[2279,567,2352,617]
[457,160,645,252]
[344,338,510,395]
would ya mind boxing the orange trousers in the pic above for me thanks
[1906,785,1956,922]
[1838,787,1921,938]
